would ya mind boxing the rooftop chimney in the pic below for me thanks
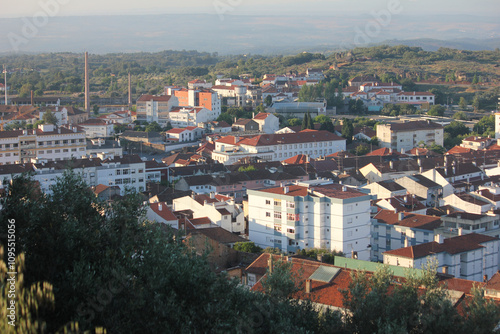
[305,279,312,294]
[398,212,404,221]
[268,255,274,274]
[128,72,132,108]
[284,186,289,194]
[158,203,162,211]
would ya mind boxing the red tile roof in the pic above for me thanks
[374,210,442,231]
[137,94,172,102]
[150,202,177,221]
[253,112,271,120]
[383,233,498,259]
[237,130,344,147]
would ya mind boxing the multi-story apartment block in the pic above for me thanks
[136,94,178,124]
[376,120,443,152]
[383,233,500,282]
[248,182,371,259]
[27,154,146,194]
[371,210,442,261]
[212,130,346,165]
[0,123,86,165]
[168,106,213,128]
[170,88,221,116]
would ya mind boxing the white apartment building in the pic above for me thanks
[136,94,178,124]
[383,233,500,282]
[212,130,346,165]
[0,124,86,165]
[371,210,442,262]
[28,154,146,195]
[168,106,213,128]
[376,120,444,152]
[248,182,371,260]
[396,92,435,105]
[77,119,115,138]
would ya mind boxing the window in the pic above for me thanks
[286,201,295,209]
[287,228,295,234]
[287,213,295,221]
[274,200,281,206]
[274,212,281,219]
[63,149,68,153]
[274,225,282,232]
[116,170,121,175]
[266,212,271,217]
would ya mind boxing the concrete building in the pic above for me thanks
[395,174,443,207]
[252,113,279,134]
[371,210,442,261]
[376,121,444,152]
[173,193,245,234]
[212,130,346,165]
[136,94,178,124]
[383,233,500,282]
[248,182,371,259]
[77,119,115,138]
[0,123,86,165]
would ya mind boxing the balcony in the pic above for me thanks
[286,232,300,240]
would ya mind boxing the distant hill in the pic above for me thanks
[0,14,499,55]
[379,38,500,51]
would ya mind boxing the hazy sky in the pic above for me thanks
[2,0,500,18]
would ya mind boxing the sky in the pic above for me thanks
[2,0,500,18]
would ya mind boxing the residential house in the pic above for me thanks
[395,174,443,207]
[362,179,407,199]
[173,193,245,233]
[166,126,204,143]
[77,119,114,138]
[252,113,279,134]
[146,202,178,228]
[374,194,428,215]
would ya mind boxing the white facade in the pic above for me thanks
[212,131,346,165]
[169,107,213,128]
[383,234,500,282]
[376,121,444,152]
[248,183,371,259]
[78,120,115,138]
[0,124,86,165]
[173,194,245,234]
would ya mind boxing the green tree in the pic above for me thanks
[463,285,500,334]
[452,111,468,120]
[42,110,59,125]
[145,121,162,132]
[287,118,302,127]
[261,258,302,301]
[445,121,470,138]
[428,105,445,117]
[92,104,99,116]
[341,118,354,144]
[237,165,257,172]
[264,95,272,106]
[459,97,468,110]
[233,241,262,253]
[472,74,479,85]
[472,95,481,112]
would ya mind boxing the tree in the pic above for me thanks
[354,145,369,156]
[261,258,302,301]
[264,95,272,106]
[287,118,302,127]
[459,97,468,110]
[233,241,262,253]
[472,95,481,112]
[427,105,445,117]
[145,121,162,132]
[92,104,99,116]
[341,118,354,144]
[341,260,462,334]
[217,112,233,125]
[237,165,257,172]
[1,172,335,333]
[452,111,468,120]
[42,110,58,125]
[472,74,479,85]
[445,121,470,138]
[463,285,500,334]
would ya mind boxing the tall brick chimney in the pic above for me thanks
[84,51,90,114]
